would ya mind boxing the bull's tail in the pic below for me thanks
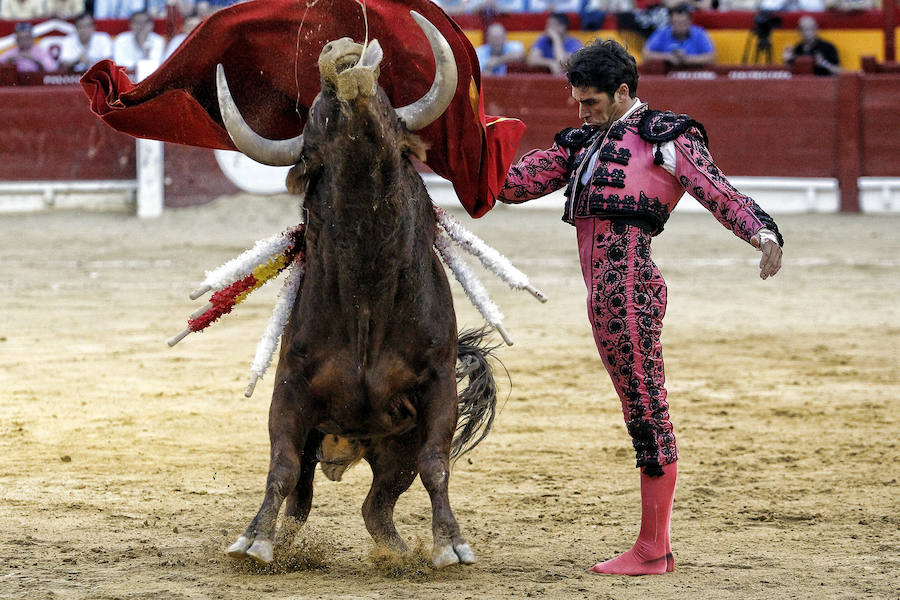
[451,327,502,459]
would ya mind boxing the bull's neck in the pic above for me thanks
[306,170,429,289]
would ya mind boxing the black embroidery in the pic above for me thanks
[750,205,785,246]
[587,225,677,472]
[592,165,626,188]
[607,121,627,140]
[638,109,710,147]
[554,125,602,153]
[582,191,670,234]
[598,141,631,165]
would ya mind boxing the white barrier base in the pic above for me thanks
[1,175,898,215]
[424,174,900,214]
[0,181,137,214]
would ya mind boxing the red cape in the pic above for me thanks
[81,0,524,217]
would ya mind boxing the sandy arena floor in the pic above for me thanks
[0,196,897,599]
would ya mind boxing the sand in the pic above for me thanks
[1,195,897,599]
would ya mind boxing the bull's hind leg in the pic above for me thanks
[418,369,477,568]
[362,435,419,552]
[227,379,310,564]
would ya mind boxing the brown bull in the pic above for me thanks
[217,12,498,569]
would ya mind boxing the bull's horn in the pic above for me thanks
[215,64,304,166]
[394,11,458,132]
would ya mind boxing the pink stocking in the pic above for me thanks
[589,461,677,576]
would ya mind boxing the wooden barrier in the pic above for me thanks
[482,72,900,211]
[0,86,238,207]
[1,73,899,211]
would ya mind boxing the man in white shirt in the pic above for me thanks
[475,23,525,76]
[93,0,166,19]
[113,10,165,75]
[163,13,202,61]
[58,12,113,73]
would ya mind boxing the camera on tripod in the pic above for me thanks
[743,10,783,64]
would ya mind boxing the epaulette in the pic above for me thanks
[638,110,709,148]
[554,126,601,153]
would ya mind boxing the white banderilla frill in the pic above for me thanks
[245,256,305,398]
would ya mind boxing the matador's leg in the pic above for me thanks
[576,218,677,576]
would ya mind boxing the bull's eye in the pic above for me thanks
[323,43,332,53]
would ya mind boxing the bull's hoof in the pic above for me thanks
[454,542,477,565]
[226,535,252,558]
[432,544,460,569]
[246,539,274,564]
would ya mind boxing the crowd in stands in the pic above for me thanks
[467,0,857,76]
[0,0,870,79]
[0,0,240,20]
[0,0,239,78]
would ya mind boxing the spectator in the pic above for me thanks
[0,0,49,19]
[716,0,760,9]
[642,4,714,67]
[528,0,582,11]
[58,12,112,73]
[432,0,488,14]
[526,12,582,76]
[191,0,244,18]
[47,0,84,18]
[0,22,58,72]
[476,22,525,75]
[113,10,165,73]
[782,15,840,76]
[760,0,826,10]
[94,0,166,19]
[163,13,202,60]
[491,0,527,12]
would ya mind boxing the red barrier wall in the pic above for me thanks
[483,72,900,210]
[861,75,900,177]
[485,75,838,178]
[0,86,238,206]
[2,75,899,210]
[451,10,887,32]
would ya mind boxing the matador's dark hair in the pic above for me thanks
[565,39,639,98]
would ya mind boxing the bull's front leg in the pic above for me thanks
[417,367,477,569]
[227,371,311,564]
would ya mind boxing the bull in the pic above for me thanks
[216,12,498,569]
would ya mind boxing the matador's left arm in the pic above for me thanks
[666,132,784,279]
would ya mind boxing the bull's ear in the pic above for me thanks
[286,155,318,195]
[360,39,382,69]
[401,133,429,163]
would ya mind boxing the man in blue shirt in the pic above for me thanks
[476,22,526,76]
[526,12,582,76]
[643,4,714,67]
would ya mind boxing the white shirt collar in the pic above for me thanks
[617,97,643,122]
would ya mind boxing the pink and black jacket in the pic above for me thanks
[499,102,783,246]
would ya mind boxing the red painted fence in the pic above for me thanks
[1,73,899,210]
[482,72,900,211]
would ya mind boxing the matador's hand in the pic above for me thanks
[750,229,782,280]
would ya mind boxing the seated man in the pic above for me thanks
[0,0,49,19]
[0,22,58,73]
[58,12,113,73]
[526,12,582,76]
[47,0,86,19]
[113,10,166,74]
[476,23,525,76]
[164,13,203,61]
[782,15,840,76]
[432,0,488,15]
[642,4,714,68]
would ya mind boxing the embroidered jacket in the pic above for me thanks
[499,102,783,246]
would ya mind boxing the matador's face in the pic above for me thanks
[572,84,633,129]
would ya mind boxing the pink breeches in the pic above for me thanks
[576,218,678,473]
